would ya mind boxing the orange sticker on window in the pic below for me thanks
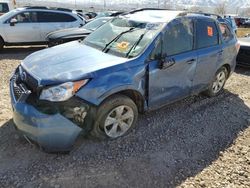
[207,26,213,37]
[117,41,129,51]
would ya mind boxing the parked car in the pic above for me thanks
[241,19,250,28]
[47,17,112,47]
[237,37,250,67]
[0,6,85,50]
[95,11,124,19]
[222,16,238,34]
[10,9,239,152]
[0,0,14,16]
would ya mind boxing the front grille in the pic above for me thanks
[11,69,32,101]
[24,71,39,91]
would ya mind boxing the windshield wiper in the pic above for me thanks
[126,32,146,58]
[102,27,136,53]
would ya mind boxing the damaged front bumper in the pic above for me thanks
[10,71,91,152]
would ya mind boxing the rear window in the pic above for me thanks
[196,20,219,49]
[37,12,77,22]
[219,23,234,43]
[0,3,9,13]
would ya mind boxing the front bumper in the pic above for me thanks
[10,72,84,152]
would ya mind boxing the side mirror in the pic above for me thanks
[10,18,18,26]
[159,57,176,69]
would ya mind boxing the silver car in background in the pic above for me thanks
[0,6,85,50]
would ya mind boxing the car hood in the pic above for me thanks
[47,28,92,39]
[21,41,128,85]
[238,37,250,47]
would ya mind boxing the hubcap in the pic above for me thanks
[104,105,134,138]
[212,71,226,94]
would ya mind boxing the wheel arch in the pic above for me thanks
[100,89,146,113]
[0,35,4,43]
[221,64,231,78]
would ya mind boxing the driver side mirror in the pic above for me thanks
[159,57,176,69]
[10,18,18,26]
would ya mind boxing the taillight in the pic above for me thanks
[236,42,240,53]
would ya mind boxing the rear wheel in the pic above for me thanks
[0,37,4,51]
[91,94,138,140]
[204,67,228,97]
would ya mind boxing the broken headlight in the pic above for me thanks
[39,80,88,102]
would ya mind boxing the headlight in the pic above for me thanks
[39,80,88,102]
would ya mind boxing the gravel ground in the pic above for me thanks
[0,47,250,188]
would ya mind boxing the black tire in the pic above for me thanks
[204,67,228,97]
[90,94,138,140]
[0,37,4,51]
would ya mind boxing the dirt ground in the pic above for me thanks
[0,46,250,188]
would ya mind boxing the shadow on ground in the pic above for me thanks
[235,66,250,76]
[0,46,46,60]
[0,90,249,187]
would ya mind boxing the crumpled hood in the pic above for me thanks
[47,28,92,39]
[21,41,127,85]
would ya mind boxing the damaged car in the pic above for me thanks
[10,9,239,152]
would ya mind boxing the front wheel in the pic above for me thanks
[204,67,228,97]
[0,37,4,51]
[91,94,138,140]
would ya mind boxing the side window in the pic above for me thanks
[11,12,38,23]
[38,12,77,22]
[149,36,162,60]
[164,20,194,56]
[219,23,234,43]
[196,20,219,49]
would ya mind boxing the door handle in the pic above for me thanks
[186,59,196,64]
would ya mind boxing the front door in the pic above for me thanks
[148,18,197,108]
[3,11,42,43]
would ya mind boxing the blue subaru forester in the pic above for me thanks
[10,9,239,151]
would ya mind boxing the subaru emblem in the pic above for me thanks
[20,71,27,81]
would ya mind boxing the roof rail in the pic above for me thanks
[180,11,222,19]
[56,8,72,12]
[122,8,172,15]
[24,6,73,12]
[25,6,48,10]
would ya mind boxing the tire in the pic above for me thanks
[91,94,138,140]
[0,37,4,51]
[204,67,228,97]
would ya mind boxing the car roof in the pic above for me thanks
[122,10,184,23]
[121,9,220,23]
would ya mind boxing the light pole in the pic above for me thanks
[104,0,106,10]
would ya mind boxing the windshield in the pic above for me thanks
[83,18,110,31]
[84,17,163,58]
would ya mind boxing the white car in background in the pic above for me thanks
[0,6,86,50]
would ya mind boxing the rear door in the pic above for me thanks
[2,11,41,43]
[37,11,80,40]
[192,18,222,93]
[148,18,197,108]
[218,23,237,69]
